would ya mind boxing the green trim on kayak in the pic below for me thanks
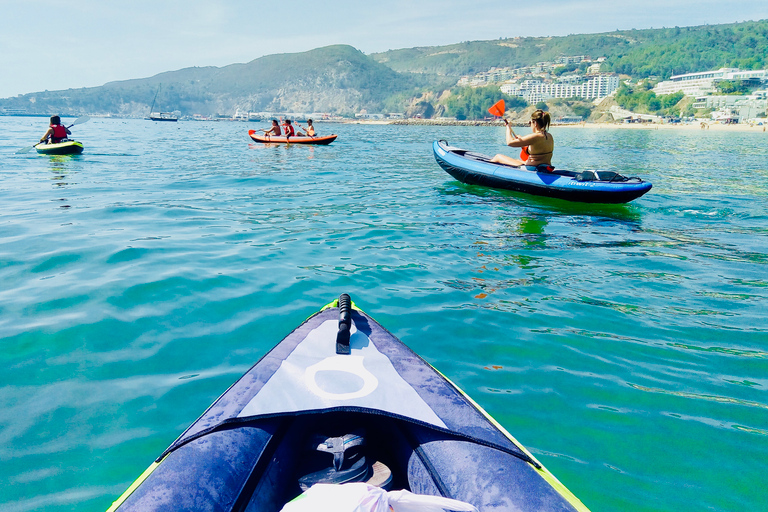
[433,367,591,512]
[106,459,163,512]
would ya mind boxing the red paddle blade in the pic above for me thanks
[488,99,505,117]
[520,146,529,161]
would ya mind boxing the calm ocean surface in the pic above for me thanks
[1,117,766,511]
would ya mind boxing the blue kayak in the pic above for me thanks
[107,295,590,512]
[433,140,652,203]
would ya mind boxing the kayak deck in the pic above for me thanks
[107,296,589,512]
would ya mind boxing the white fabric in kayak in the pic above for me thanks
[238,320,446,428]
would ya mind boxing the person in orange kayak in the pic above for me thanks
[39,115,71,144]
[262,119,282,137]
[297,119,316,137]
[282,119,295,138]
[491,109,554,168]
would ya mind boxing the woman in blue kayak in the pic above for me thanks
[39,115,71,144]
[491,109,554,168]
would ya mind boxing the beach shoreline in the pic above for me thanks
[360,118,767,132]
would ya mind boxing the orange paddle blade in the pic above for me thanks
[488,99,505,117]
[520,146,529,161]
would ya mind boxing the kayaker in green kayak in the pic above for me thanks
[39,115,71,144]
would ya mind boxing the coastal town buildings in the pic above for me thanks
[693,89,768,122]
[651,68,768,122]
[500,74,620,103]
[458,55,619,102]
[463,58,766,122]
[652,68,768,96]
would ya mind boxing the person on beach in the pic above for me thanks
[282,119,295,138]
[297,119,316,137]
[263,119,281,136]
[491,109,554,168]
[39,115,71,144]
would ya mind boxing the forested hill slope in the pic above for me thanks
[2,20,766,118]
[370,19,768,79]
[0,45,437,117]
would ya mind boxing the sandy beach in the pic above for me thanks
[367,118,766,132]
[555,121,767,132]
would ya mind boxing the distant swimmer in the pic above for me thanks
[262,119,281,136]
[39,115,71,144]
[297,119,316,137]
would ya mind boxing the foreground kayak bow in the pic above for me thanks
[108,294,590,512]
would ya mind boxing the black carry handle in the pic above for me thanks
[336,293,351,354]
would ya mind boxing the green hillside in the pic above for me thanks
[0,45,439,117]
[2,20,766,118]
[371,20,768,79]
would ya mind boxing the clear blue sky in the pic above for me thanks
[1,0,766,98]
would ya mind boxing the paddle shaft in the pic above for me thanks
[504,119,517,138]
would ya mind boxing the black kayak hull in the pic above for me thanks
[36,140,84,155]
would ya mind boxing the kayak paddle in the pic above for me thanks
[489,100,528,161]
[67,115,90,128]
[16,115,91,154]
[488,99,505,118]
[489,99,515,133]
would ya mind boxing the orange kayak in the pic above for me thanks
[248,130,337,145]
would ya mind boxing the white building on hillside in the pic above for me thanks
[501,74,619,103]
[693,90,768,121]
[653,68,768,96]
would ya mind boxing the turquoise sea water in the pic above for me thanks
[1,117,766,511]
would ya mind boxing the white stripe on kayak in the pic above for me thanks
[238,319,446,428]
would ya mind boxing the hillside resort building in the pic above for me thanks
[459,56,620,104]
[652,68,768,96]
[501,75,620,104]
[653,68,768,122]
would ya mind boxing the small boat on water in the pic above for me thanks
[249,129,337,145]
[106,294,590,512]
[148,112,178,122]
[35,140,84,155]
[147,85,178,122]
[433,140,652,204]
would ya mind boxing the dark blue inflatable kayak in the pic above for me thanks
[433,140,651,203]
[107,295,590,512]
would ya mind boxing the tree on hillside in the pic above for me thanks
[614,83,687,115]
[444,86,527,120]
[716,80,751,94]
